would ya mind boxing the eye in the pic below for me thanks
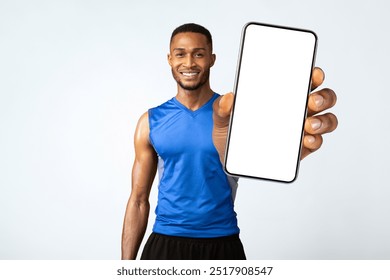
[194,53,204,58]
[175,52,185,58]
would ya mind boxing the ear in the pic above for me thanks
[167,53,172,67]
[210,54,216,67]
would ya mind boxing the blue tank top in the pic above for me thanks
[148,93,239,238]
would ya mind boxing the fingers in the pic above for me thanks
[304,112,338,135]
[307,88,337,116]
[302,67,338,160]
[311,67,325,91]
[301,134,323,159]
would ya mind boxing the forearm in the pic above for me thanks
[212,112,230,164]
[121,199,150,260]
[212,94,234,164]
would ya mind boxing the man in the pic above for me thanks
[121,23,338,260]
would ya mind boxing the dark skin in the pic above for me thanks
[121,32,338,260]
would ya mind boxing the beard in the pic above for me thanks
[172,68,210,91]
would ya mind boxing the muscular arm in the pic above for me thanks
[121,112,157,260]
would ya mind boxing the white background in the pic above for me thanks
[1,0,389,259]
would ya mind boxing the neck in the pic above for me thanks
[175,82,214,111]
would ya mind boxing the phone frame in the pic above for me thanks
[224,22,318,183]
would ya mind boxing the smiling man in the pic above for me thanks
[121,23,338,260]
[169,32,214,92]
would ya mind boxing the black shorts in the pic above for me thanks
[140,232,246,260]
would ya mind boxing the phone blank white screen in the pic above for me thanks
[225,23,317,182]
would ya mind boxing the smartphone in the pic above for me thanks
[224,22,318,183]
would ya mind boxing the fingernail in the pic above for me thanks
[306,135,315,144]
[313,95,324,108]
[310,118,322,130]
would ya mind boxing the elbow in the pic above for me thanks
[128,195,150,212]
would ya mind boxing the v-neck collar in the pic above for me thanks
[173,93,218,116]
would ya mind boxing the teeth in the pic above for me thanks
[182,72,198,76]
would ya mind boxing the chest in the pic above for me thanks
[150,109,217,160]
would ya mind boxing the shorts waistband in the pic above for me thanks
[151,232,240,244]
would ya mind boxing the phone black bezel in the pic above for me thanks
[223,21,318,183]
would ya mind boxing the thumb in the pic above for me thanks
[213,92,234,119]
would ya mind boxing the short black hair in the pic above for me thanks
[170,23,213,51]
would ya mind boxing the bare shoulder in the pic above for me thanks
[137,111,149,127]
[134,111,154,152]
[135,111,149,137]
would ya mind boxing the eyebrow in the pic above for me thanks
[173,47,207,52]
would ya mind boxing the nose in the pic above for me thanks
[184,55,195,67]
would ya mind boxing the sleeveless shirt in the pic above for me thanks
[148,93,239,238]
